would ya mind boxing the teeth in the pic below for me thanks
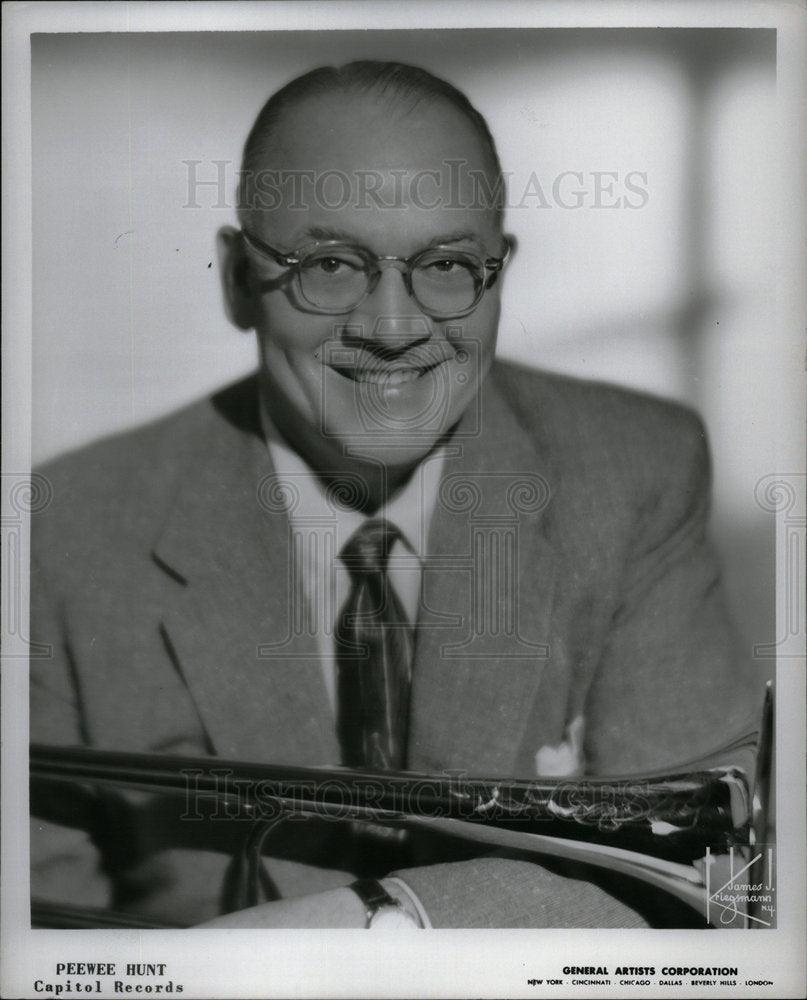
[367,369,419,385]
[349,368,423,385]
[331,356,448,385]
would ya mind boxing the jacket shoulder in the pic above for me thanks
[32,375,260,565]
[36,375,259,495]
[489,359,708,464]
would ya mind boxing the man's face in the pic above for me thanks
[227,91,507,469]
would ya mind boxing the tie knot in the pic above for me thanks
[340,519,402,580]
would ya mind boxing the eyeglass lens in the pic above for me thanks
[298,246,483,314]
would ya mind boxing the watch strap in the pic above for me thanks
[350,878,401,927]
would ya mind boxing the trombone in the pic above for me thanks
[30,684,772,928]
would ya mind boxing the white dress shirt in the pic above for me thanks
[259,409,444,925]
[262,412,445,713]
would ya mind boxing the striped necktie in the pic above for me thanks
[335,519,413,770]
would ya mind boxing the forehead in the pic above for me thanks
[247,90,501,250]
[267,90,491,170]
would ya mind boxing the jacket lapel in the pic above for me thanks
[152,385,339,765]
[150,374,562,776]
[408,376,560,778]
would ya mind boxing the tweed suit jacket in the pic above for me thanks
[29,360,761,927]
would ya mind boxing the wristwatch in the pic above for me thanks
[350,878,419,930]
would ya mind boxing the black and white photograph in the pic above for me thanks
[3,2,805,998]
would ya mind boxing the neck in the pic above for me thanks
[260,383,434,514]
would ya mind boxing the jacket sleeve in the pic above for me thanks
[29,550,239,927]
[29,550,113,911]
[392,413,764,927]
[582,410,762,774]
[392,857,652,928]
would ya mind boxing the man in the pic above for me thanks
[30,61,761,929]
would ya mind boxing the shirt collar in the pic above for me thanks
[259,395,444,562]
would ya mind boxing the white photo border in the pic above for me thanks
[3,2,805,998]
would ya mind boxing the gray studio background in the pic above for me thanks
[32,29,778,671]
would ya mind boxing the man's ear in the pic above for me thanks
[217,225,254,331]
[487,233,518,289]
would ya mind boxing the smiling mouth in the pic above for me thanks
[332,359,447,385]
[329,343,455,386]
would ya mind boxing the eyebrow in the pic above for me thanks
[298,226,485,250]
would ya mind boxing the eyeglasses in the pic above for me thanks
[241,229,511,318]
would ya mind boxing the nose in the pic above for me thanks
[347,265,433,352]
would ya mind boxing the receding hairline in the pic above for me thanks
[242,61,501,162]
[237,61,505,222]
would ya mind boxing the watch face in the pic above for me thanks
[369,905,418,931]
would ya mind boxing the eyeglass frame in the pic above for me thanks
[240,228,512,319]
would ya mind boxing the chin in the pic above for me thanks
[323,378,477,469]
[333,428,445,471]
